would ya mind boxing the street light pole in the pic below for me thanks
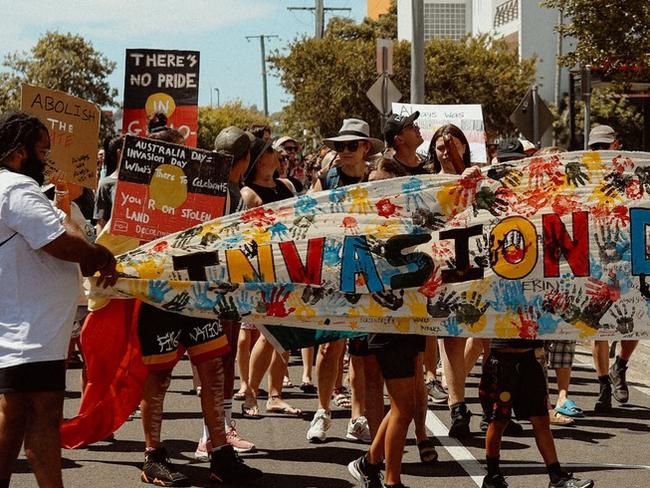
[214,88,220,108]
[246,34,279,116]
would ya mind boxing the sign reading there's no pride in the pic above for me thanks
[21,84,100,189]
[122,49,200,146]
[111,135,229,241]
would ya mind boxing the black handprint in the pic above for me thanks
[371,290,405,311]
[565,161,589,187]
[214,293,240,320]
[411,208,446,231]
[611,303,634,335]
[594,225,627,265]
[601,171,632,197]
[487,164,522,188]
[162,291,191,312]
[472,234,491,268]
[475,187,508,216]
[243,240,258,259]
[426,289,460,318]
[634,166,650,196]
[301,285,326,305]
[456,291,489,325]
[173,227,202,248]
[292,215,315,240]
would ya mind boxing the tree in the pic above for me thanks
[269,5,536,139]
[542,0,650,81]
[0,31,118,142]
[197,101,271,150]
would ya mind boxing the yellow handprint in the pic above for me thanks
[348,186,373,214]
[288,294,316,321]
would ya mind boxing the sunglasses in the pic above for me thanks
[333,140,360,152]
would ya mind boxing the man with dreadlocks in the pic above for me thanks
[0,111,118,488]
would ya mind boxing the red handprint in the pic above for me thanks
[242,207,276,226]
[261,286,296,318]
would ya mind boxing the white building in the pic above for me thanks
[397,0,576,106]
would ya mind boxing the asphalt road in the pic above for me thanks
[10,346,650,488]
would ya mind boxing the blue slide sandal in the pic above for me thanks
[555,399,585,418]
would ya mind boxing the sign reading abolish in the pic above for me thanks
[110,135,229,241]
[21,84,100,189]
[122,49,200,146]
[393,102,488,164]
[96,151,650,341]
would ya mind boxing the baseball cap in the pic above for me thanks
[588,125,617,147]
[383,111,420,148]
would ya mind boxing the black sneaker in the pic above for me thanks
[549,473,594,488]
[347,455,383,488]
[482,473,508,488]
[209,445,262,484]
[594,382,612,413]
[449,402,472,438]
[141,447,190,487]
[609,363,629,403]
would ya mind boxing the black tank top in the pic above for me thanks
[248,179,294,204]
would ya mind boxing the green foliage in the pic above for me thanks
[0,31,118,142]
[270,7,536,139]
[542,0,650,81]
[197,101,271,150]
[553,87,644,150]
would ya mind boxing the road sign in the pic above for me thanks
[376,38,394,75]
[367,74,401,115]
[509,86,554,144]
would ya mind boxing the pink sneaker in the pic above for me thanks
[226,421,256,453]
[195,438,212,461]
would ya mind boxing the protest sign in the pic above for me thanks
[21,84,100,188]
[96,151,650,341]
[122,49,200,146]
[110,135,229,241]
[392,102,488,163]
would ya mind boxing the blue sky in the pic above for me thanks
[2,0,366,114]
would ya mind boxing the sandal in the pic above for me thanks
[283,376,295,389]
[266,395,303,416]
[300,382,317,394]
[417,439,438,464]
[233,391,246,401]
[333,387,352,409]
[555,399,585,418]
[241,398,261,418]
[549,409,576,426]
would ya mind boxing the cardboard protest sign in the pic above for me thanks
[95,151,650,341]
[122,49,200,146]
[21,84,100,188]
[110,135,229,241]
[392,102,488,163]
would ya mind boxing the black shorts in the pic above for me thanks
[348,336,370,357]
[0,360,66,394]
[371,336,420,380]
[479,349,548,422]
[138,303,229,371]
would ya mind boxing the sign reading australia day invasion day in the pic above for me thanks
[392,102,488,164]
[122,49,200,146]
[21,84,100,189]
[110,135,229,241]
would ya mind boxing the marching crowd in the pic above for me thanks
[0,107,641,488]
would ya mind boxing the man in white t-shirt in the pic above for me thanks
[0,111,117,488]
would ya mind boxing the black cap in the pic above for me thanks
[244,137,274,182]
[383,111,420,148]
[496,138,527,161]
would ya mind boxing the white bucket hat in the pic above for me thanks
[323,118,384,155]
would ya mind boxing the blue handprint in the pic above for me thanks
[329,187,347,212]
[538,312,561,335]
[191,282,217,311]
[443,316,462,336]
[402,178,428,211]
[234,290,257,315]
[323,239,342,266]
[269,222,290,240]
[295,195,319,215]
[489,280,526,312]
[206,264,228,284]
[148,280,172,303]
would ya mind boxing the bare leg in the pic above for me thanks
[529,415,558,465]
[414,354,429,443]
[464,338,489,377]
[315,340,346,411]
[443,337,468,406]
[301,347,314,384]
[592,341,609,376]
[363,355,385,438]
[23,391,65,488]
[236,329,254,395]
[140,369,172,449]
[0,393,27,482]
[485,419,508,459]
[423,336,438,383]
[554,367,572,407]
[246,336,274,398]
[195,358,226,446]
[350,355,365,420]
[620,340,639,361]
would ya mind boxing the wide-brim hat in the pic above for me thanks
[323,118,384,155]
[214,126,252,161]
[497,138,527,160]
[245,137,274,181]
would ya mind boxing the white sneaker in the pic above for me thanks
[307,408,331,443]
[346,416,371,443]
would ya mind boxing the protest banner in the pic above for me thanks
[392,102,488,163]
[21,84,100,188]
[122,49,200,146]
[95,151,650,341]
[110,135,229,241]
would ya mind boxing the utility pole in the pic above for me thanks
[287,1,351,39]
[411,0,425,103]
[245,35,278,116]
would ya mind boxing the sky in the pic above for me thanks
[1,0,366,114]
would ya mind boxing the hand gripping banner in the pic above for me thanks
[92,151,650,341]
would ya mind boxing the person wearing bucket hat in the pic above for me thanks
[587,125,620,150]
[239,140,304,420]
[496,138,527,162]
[214,126,254,214]
[313,118,383,192]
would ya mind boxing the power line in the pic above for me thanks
[245,35,279,116]
[287,0,352,39]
